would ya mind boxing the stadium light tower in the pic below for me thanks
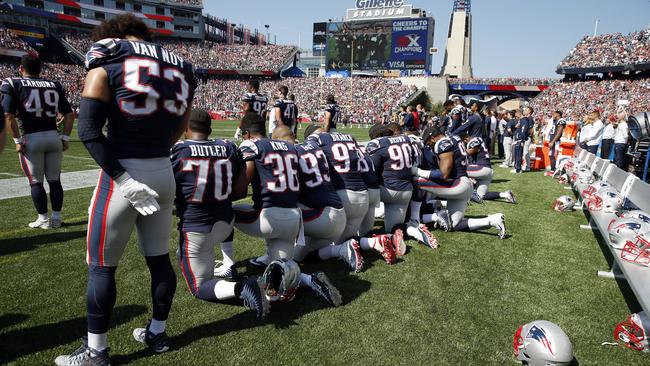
[441,0,473,78]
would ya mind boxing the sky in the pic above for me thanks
[205,0,650,78]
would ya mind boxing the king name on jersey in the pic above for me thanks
[270,141,289,151]
[129,41,185,68]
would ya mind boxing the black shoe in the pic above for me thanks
[132,321,170,353]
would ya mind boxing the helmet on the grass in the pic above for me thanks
[552,196,575,212]
[608,217,648,249]
[614,312,650,352]
[261,258,301,302]
[514,320,574,366]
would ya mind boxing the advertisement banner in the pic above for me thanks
[391,19,428,61]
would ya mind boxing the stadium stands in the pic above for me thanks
[530,78,650,121]
[451,78,557,86]
[0,61,84,107]
[0,27,32,51]
[558,29,650,71]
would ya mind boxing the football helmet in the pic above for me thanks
[581,181,611,200]
[552,196,575,212]
[576,168,594,185]
[587,189,624,213]
[621,233,650,267]
[614,312,650,352]
[620,210,650,225]
[261,258,301,302]
[607,217,648,249]
[514,320,574,366]
[557,174,570,185]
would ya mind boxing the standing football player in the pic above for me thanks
[303,124,397,265]
[2,53,74,229]
[234,80,268,139]
[462,133,516,204]
[512,107,534,174]
[414,127,507,239]
[172,109,268,318]
[55,15,196,366]
[323,94,341,133]
[268,85,296,136]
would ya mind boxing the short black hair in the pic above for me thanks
[241,113,266,137]
[289,93,296,101]
[189,109,212,135]
[21,53,41,75]
[303,124,321,140]
[554,110,563,117]
[386,122,401,135]
[422,126,442,142]
[443,100,455,108]
[326,94,335,104]
[249,80,260,91]
[92,13,152,42]
[279,85,288,97]
[369,124,387,139]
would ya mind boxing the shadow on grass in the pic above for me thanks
[491,179,511,184]
[0,305,146,364]
[0,313,29,332]
[111,275,372,365]
[0,230,87,256]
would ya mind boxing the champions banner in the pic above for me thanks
[391,19,429,61]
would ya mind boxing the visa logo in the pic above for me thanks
[388,61,405,68]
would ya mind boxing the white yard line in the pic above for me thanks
[0,169,100,200]
[0,173,21,177]
[65,155,96,161]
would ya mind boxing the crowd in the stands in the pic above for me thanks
[558,29,650,69]
[450,78,558,86]
[0,27,32,51]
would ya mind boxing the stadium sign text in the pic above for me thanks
[347,0,412,21]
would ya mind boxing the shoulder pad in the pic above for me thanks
[467,137,483,150]
[238,139,259,161]
[435,138,454,154]
[365,139,382,155]
[85,38,120,70]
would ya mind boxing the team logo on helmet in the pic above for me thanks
[527,326,554,355]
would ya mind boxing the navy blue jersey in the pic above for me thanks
[325,103,341,130]
[515,117,533,141]
[239,138,300,209]
[467,136,490,167]
[274,99,296,127]
[505,119,517,137]
[85,38,197,159]
[433,135,467,178]
[171,139,242,232]
[1,77,72,135]
[359,148,380,189]
[296,142,343,209]
[242,92,268,118]
[366,135,416,191]
[548,118,566,141]
[306,132,366,191]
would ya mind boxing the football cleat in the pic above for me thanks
[470,190,483,204]
[50,217,62,228]
[248,255,270,268]
[28,217,50,229]
[406,220,438,250]
[506,190,517,204]
[55,337,110,366]
[309,272,342,307]
[374,234,396,265]
[436,210,451,232]
[490,213,507,239]
[214,262,236,280]
[240,276,270,319]
[341,239,364,273]
[132,321,170,353]
[391,228,407,256]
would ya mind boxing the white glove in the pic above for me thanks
[234,127,243,139]
[115,172,160,216]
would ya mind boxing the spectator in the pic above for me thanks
[558,29,650,70]
[601,115,616,160]
[613,112,630,170]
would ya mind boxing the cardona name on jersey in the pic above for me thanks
[17,79,56,88]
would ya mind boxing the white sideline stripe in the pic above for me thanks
[0,169,100,200]
[65,155,96,161]
[0,173,21,177]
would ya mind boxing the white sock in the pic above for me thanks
[499,192,509,199]
[220,241,234,267]
[51,211,61,220]
[318,244,344,260]
[148,319,166,335]
[37,213,48,221]
[422,213,438,224]
[214,280,237,300]
[359,237,380,251]
[409,201,422,222]
[467,217,492,231]
[87,332,107,351]
[299,273,312,288]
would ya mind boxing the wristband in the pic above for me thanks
[13,137,23,144]
[114,172,131,185]
[61,135,70,142]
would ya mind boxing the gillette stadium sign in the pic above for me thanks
[347,0,413,21]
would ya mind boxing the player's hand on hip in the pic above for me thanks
[62,140,69,151]
[115,172,161,216]
[15,143,25,153]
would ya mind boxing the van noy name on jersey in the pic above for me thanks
[129,41,185,68]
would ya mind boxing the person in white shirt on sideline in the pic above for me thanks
[612,112,629,170]
[600,116,616,160]
[583,110,604,155]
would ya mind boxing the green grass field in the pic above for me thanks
[0,122,646,365]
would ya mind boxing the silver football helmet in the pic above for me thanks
[514,320,574,366]
[614,311,650,352]
[576,168,593,185]
[261,258,301,302]
[620,210,650,225]
[581,181,611,200]
[587,188,624,213]
[607,217,648,249]
[552,196,575,212]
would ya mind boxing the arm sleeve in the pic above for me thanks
[1,80,18,115]
[57,83,73,115]
[77,97,126,179]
